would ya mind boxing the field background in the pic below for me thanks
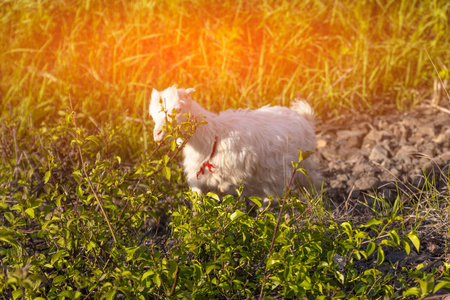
[2,0,449,130]
[1,0,450,299]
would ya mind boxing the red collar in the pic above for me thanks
[196,136,218,179]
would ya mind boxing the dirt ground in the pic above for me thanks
[315,101,450,292]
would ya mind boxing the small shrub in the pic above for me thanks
[2,108,450,299]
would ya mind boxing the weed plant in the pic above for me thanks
[1,0,450,299]
[1,105,450,299]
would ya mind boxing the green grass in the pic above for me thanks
[1,0,450,299]
[1,0,449,128]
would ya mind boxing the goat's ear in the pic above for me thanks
[185,88,195,100]
[151,88,163,105]
[180,88,195,108]
[177,88,194,103]
[185,88,195,96]
[178,88,195,100]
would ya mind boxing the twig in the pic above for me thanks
[130,137,190,181]
[425,49,450,102]
[424,293,450,299]
[323,65,358,98]
[259,167,299,299]
[294,205,311,223]
[116,201,145,231]
[430,104,450,114]
[366,273,382,296]
[169,258,180,296]
[9,123,20,181]
[69,94,117,244]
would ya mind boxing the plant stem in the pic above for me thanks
[259,167,298,299]
[69,94,117,244]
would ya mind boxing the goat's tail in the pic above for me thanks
[290,99,315,124]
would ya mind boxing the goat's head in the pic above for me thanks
[149,85,195,142]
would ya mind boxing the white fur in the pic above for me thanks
[149,85,321,199]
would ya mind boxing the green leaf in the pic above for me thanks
[51,250,68,265]
[76,185,84,197]
[162,166,171,181]
[266,258,281,269]
[366,242,376,256]
[0,201,8,209]
[58,291,71,298]
[12,290,23,300]
[376,245,384,265]
[87,240,96,252]
[389,230,400,245]
[444,262,450,271]
[206,192,220,201]
[362,218,382,227]
[71,139,82,147]
[153,274,161,287]
[4,212,14,223]
[296,168,308,176]
[418,278,431,296]
[141,270,155,282]
[0,234,19,248]
[363,268,382,277]
[55,194,63,208]
[380,239,397,247]
[86,135,101,146]
[106,289,116,300]
[72,170,82,180]
[25,208,35,219]
[299,279,312,289]
[434,281,450,293]
[416,263,425,271]
[402,239,411,255]
[408,231,420,252]
[403,287,420,297]
[98,274,107,282]
[53,275,66,286]
[206,263,218,274]
[249,196,262,208]
[169,138,177,151]
[391,196,400,216]
[354,231,368,240]
[335,271,345,284]
[230,210,246,221]
[298,150,314,162]
[340,222,352,234]
[193,264,202,281]
[169,259,178,279]
[44,170,51,184]
[283,265,293,280]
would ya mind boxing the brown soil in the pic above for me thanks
[316,102,450,294]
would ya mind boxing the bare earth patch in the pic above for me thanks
[316,102,450,292]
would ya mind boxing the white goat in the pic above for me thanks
[149,85,321,199]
